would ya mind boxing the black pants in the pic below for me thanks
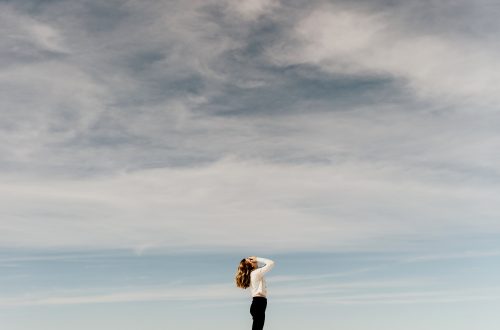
[250,296,267,330]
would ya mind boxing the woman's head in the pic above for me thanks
[235,257,256,289]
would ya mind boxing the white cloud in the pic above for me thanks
[0,5,69,54]
[225,0,280,21]
[1,155,498,253]
[0,282,237,307]
[273,287,500,305]
[27,22,68,53]
[1,276,497,307]
[269,3,500,107]
[403,250,500,262]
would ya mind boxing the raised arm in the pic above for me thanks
[252,257,275,277]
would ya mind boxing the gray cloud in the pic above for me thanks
[270,0,500,108]
[0,0,498,252]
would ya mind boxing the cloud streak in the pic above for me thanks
[2,277,498,308]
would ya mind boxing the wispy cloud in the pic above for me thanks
[2,277,498,308]
[1,156,498,253]
[0,283,236,307]
[274,287,500,305]
[402,250,500,263]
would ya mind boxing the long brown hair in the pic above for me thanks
[235,258,254,289]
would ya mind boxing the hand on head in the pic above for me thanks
[246,256,257,267]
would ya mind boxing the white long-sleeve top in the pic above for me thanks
[250,257,275,298]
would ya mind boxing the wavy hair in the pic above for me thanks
[235,258,254,289]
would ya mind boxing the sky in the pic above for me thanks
[0,0,499,329]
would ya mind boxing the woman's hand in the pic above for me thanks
[246,256,257,265]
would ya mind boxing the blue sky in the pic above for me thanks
[1,0,499,329]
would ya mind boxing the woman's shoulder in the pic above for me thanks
[250,269,260,277]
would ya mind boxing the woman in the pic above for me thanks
[235,256,275,330]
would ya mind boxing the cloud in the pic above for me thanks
[403,250,500,262]
[273,287,500,305]
[0,4,69,60]
[0,0,498,254]
[1,156,498,252]
[268,1,500,108]
[0,282,237,307]
[225,0,280,21]
[1,276,498,307]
